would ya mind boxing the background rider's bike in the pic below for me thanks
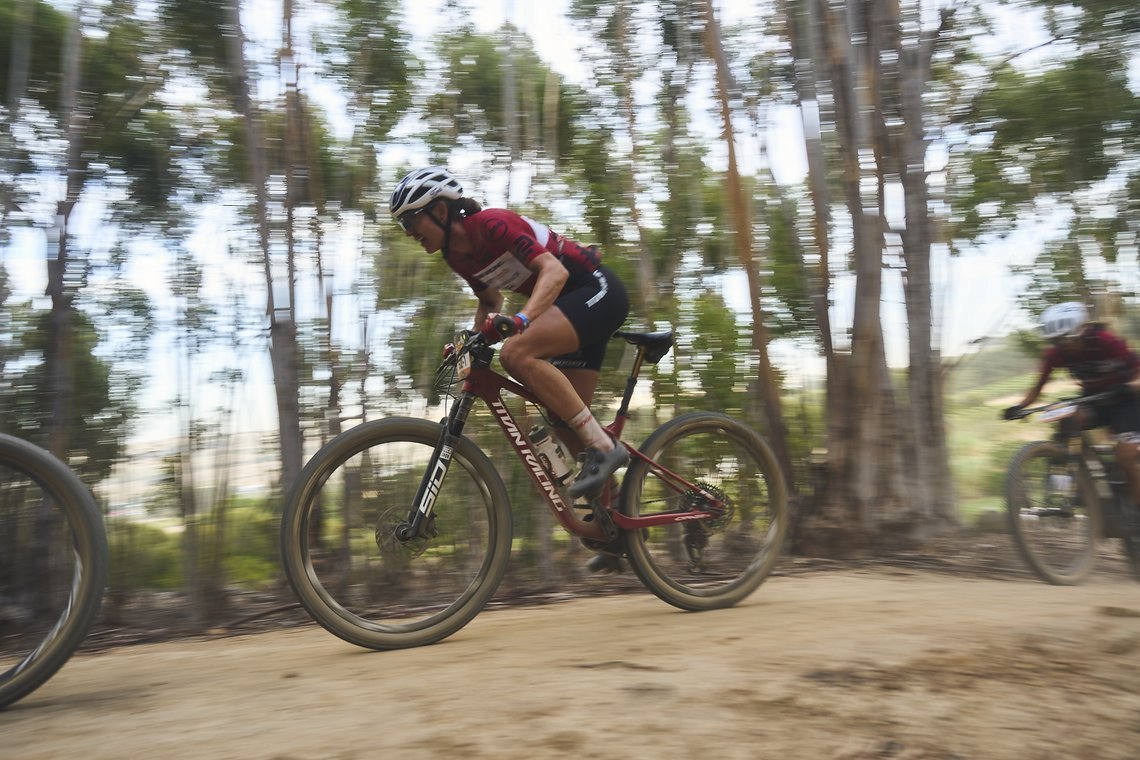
[280,328,788,650]
[0,434,108,709]
[1003,392,1140,585]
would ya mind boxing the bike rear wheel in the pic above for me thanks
[1005,441,1100,585]
[620,412,787,611]
[280,418,513,650]
[0,434,107,710]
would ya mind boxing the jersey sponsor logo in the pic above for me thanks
[484,217,508,242]
[513,234,537,257]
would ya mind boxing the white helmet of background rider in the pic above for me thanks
[389,166,464,220]
[1041,301,1090,340]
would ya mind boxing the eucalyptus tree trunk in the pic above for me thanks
[45,8,84,460]
[175,317,204,625]
[614,1,657,323]
[701,0,794,486]
[795,0,915,555]
[884,3,958,532]
[224,0,304,502]
[785,0,834,359]
[783,0,842,545]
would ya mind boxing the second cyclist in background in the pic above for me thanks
[1004,301,1140,508]
[390,166,631,498]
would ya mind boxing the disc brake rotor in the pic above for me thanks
[375,507,436,559]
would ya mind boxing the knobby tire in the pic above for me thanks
[280,418,512,650]
[0,434,108,710]
[1005,440,1100,585]
[620,412,788,611]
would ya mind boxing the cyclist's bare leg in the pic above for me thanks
[499,307,626,497]
[550,368,601,461]
[497,306,587,424]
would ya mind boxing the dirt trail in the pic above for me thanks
[4,569,1140,760]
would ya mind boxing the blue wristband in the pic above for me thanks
[515,312,530,331]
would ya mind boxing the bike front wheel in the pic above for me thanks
[620,412,788,611]
[1005,441,1100,585]
[0,434,108,710]
[280,418,513,650]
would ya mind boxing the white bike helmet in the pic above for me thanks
[389,166,464,220]
[1041,301,1089,340]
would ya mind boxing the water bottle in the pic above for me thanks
[529,425,571,485]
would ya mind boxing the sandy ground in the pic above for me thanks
[4,568,1140,760]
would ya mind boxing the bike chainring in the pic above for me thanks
[375,507,437,559]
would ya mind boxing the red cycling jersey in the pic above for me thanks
[448,209,600,295]
[1038,325,1140,393]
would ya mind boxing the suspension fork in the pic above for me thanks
[395,391,478,541]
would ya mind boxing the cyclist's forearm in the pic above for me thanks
[473,289,503,329]
[519,255,567,321]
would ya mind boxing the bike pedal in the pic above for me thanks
[586,553,626,574]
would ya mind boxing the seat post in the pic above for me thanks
[616,346,648,419]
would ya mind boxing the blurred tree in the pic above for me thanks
[567,0,659,322]
[778,0,961,553]
[295,0,412,449]
[951,0,1140,326]
[5,309,133,482]
[0,1,166,472]
[701,0,794,485]
[423,24,583,171]
[157,0,305,499]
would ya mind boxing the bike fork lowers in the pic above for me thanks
[396,392,477,542]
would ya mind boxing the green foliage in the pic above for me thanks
[425,25,583,164]
[157,0,232,87]
[687,292,751,415]
[974,56,1139,193]
[106,499,283,592]
[213,502,281,587]
[0,0,69,117]
[320,0,413,142]
[1,309,133,481]
[763,197,816,340]
[107,519,183,591]
[94,108,178,216]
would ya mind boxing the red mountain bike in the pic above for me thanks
[280,329,788,650]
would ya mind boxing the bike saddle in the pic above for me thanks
[615,329,675,364]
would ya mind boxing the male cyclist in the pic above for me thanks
[1003,301,1140,507]
[390,166,630,499]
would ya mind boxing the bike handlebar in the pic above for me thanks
[1010,390,1118,420]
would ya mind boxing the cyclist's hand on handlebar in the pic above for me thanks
[1002,404,1027,421]
[443,330,475,359]
[480,313,526,344]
